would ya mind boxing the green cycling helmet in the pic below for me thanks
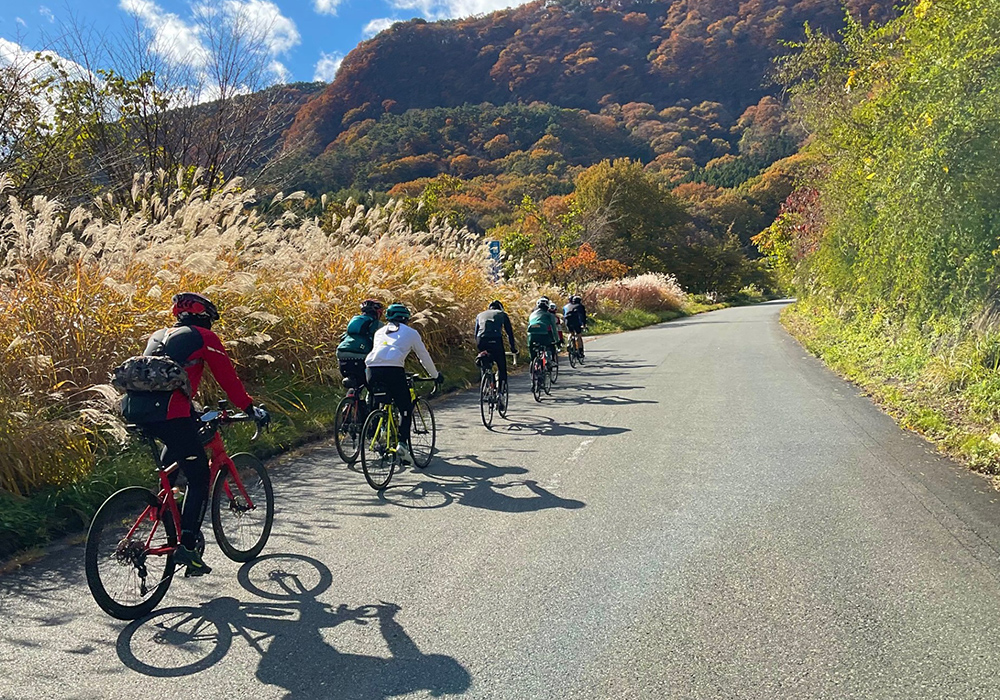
[385,303,411,323]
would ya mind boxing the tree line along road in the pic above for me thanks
[4,301,1000,699]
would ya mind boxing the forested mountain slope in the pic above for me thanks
[285,0,893,158]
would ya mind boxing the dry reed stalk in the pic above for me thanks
[0,171,534,495]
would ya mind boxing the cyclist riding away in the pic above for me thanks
[337,299,383,392]
[527,298,559,365]
[365,303,443,466]
[548,301,565,350]
[563,294,588,358]
[119,292,268,577]
[474,300,518,410]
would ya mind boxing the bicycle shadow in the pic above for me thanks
[499,416,631,438]
[382,454,585,513]
[116,554,471,699]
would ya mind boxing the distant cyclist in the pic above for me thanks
[119,292,268,577]
[548,301,565,349]
[365,303,443,466]
[526,298,559,365]
[474,300,518,406]
[337,299,383,393]
[563,294,588,358]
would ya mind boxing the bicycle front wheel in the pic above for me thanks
[480,373,495,428]
[334,396,363,465]
[85,487,176,620]
[410,398,436,468]
[211,453,274,562]
[550,352,559,384]
[361,409,395,489]
[498,377,509,419]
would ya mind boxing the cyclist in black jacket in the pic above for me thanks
[474,300,518,397]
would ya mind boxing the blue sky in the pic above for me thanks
[0,0,533,84]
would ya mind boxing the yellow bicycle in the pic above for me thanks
[360,375,438,490]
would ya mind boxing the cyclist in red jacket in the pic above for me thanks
[122,292,267,576]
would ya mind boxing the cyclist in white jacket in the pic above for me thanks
[365,303,442,465]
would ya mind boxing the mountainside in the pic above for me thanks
[284,0,893,158]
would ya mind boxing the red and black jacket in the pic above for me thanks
[122,324,253,423]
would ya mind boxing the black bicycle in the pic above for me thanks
[334,377,371,465]
[477,351,515,428]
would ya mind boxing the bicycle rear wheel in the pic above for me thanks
[531,357,543,402]
[410,398,436,468]
[212,453,274,562]
[85,486,176,620]
[568,348,577,368]
[480,373,495,428]
[550,352,559,384]
[334,396,363,465]
[361,409,395,490]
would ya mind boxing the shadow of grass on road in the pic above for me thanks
[116,554,471,699]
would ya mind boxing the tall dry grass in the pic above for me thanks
[0,170,533,495]
[581,273,686,315]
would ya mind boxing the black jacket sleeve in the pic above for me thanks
[503,313,517,352]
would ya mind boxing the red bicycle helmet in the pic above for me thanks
[172,292,220,324]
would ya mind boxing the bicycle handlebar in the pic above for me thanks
[408,374,440,397]
[199,404,269,440]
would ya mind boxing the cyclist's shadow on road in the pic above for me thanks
[116,554,470,699]
[382,455,585,513]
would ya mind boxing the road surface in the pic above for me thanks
[5,301,1000,699]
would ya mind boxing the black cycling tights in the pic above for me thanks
[142,416,210,549]
[366,366,412,444]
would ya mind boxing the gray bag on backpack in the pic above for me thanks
[111,331,192,397]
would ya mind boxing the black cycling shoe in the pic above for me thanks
[174,545,212,577]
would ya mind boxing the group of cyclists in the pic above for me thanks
[117,290,586,578]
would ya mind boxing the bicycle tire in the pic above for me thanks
[498,376,509,419]
[543,357,553,395]
[212,453,274,562]
[550,352,559,384]
[85,486,176,620]
[410,398,436,468]
[568,348,577,368]
[361,408,395,490]
[531,357,543,402]
[480,373,495,428]
[333,396,362,464]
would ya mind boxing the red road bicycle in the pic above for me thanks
[85,403,274,620]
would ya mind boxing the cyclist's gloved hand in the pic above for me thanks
[435,373,445,385]
[252,404,271,428]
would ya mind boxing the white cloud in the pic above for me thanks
[313,51,343,82]
[121,0,298,83]
[214,0,300,55]
[314,0,345,16]
[363,17,397,38]
[0,37,88,79]
[39,5,55,22]
[120,0,210,68]
[388,0,530,20]
[15,17,27,27]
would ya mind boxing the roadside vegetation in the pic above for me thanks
[754,0,1000,476]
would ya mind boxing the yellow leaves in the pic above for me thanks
[914,0,932,18]
[846,69,858,91]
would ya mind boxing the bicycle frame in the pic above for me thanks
[130,421,256,559]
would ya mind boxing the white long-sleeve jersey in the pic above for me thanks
[365,323,439,377]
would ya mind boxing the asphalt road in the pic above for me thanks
[6,301,1000,699]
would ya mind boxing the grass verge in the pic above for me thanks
[783,299,1000,481]
[588,300,726,335]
